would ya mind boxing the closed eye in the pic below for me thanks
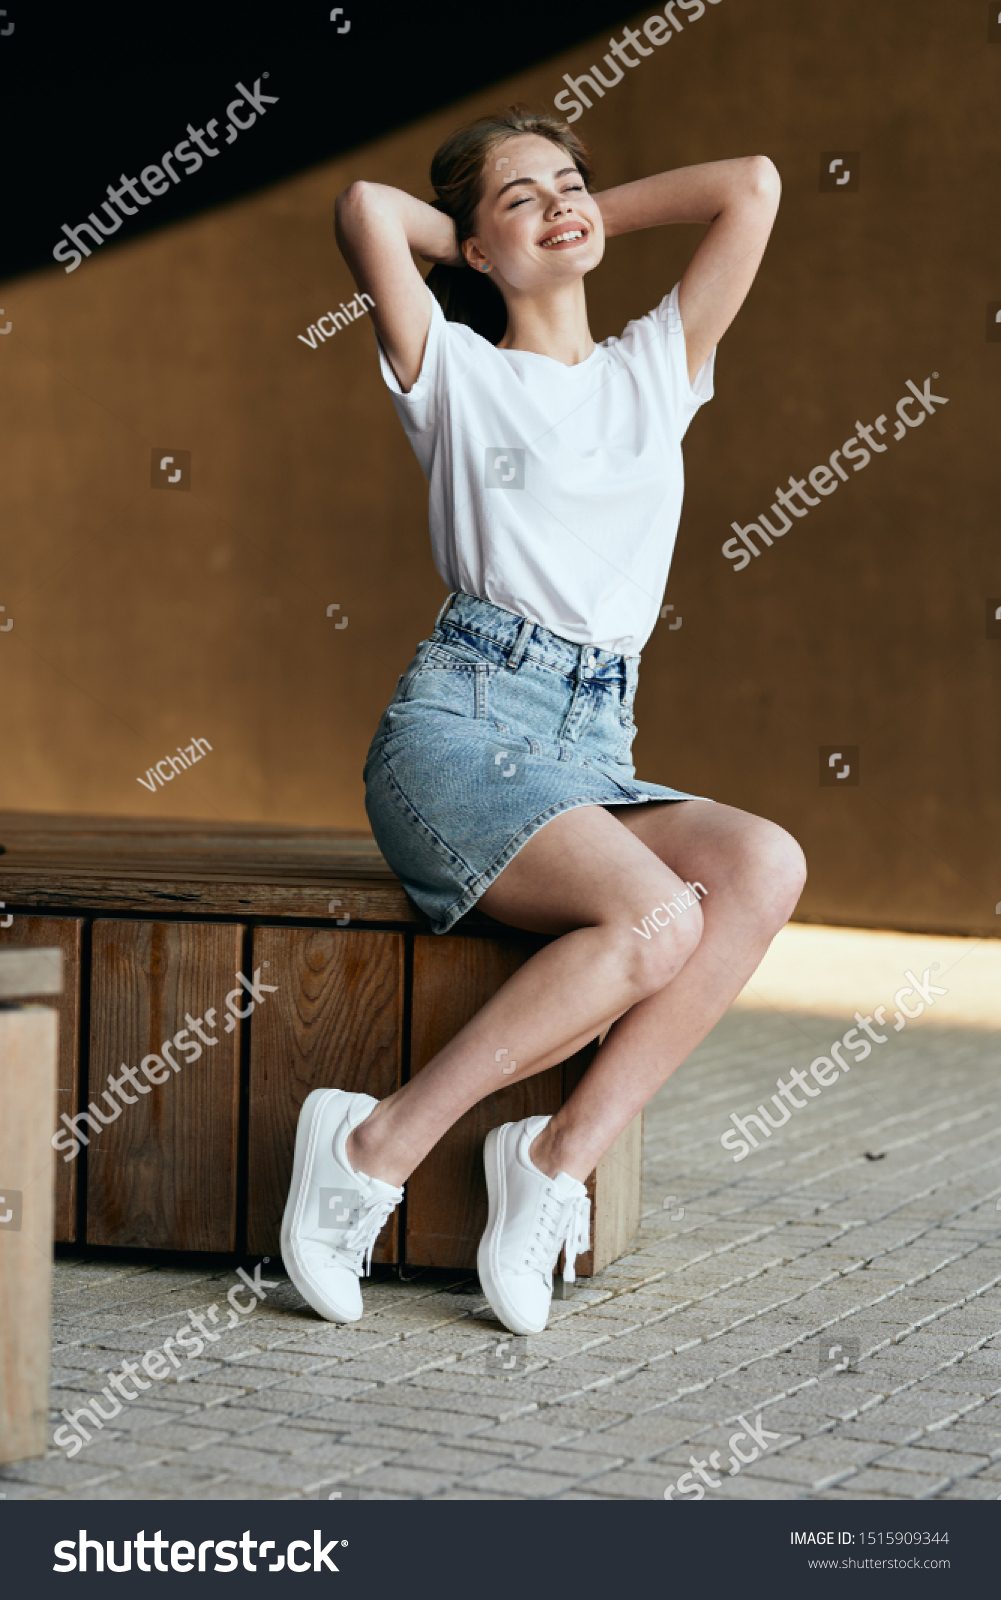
[507,183,587,211]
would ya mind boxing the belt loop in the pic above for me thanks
[506,617,534,671]
[433,590,458,631]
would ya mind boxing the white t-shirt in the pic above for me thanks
[377,280,715,656]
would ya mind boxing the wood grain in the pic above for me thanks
[0,811,413,922]
[405,933,600,1271]
[86,920,244,1251]
[0,918,81,1241]
[0,811,506,927]
[247,927,404,1261]
[0,1006,58,1463]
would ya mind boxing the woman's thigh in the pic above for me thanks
[611,798,807,919]
[476,803,694,938]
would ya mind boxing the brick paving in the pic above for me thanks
[4,924,999,1501]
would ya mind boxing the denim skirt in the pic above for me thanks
[363,591,709,933]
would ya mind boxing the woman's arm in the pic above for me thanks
[334,182,463,392]
[593,157,781,384]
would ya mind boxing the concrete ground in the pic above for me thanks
[5,923,1000,1502]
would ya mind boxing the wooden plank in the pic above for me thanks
[247,927,404,1262]
[0,813,418,922]
[0,812,497,925]
[85,920,244,1251]
[0,1006,58,1463]
[0,812,376,839]
[405,933,595,1270]
[0,872,420,923]
[0,920,81,1241]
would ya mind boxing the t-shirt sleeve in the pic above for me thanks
[616,280,716,441]
[375,281,448,434]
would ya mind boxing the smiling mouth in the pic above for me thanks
[539,228,588,248]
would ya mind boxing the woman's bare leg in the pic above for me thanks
[348,798,806,1186]
[527,799,806,1181]
[346,803,702,1186]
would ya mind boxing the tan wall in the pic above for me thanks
[1,0,999,936]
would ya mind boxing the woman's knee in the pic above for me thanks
[731,819,807,927]
[619,887,704,995]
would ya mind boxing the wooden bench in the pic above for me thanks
[0,812,642,1278]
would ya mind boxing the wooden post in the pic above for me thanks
[0,948,62,1464]
[0,916,83,1241]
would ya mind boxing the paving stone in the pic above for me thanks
[177,1451,334,1491]
[117,1422,232,1452]
[701,1474,807,1500]
[433,1487,522,1500]
[516,1446,628,1479]
[342,1465,457,1497]
[386,1443,511,1477]
[0,1456,120,1490]
[455,1464,582,1498]
[874,1444,989,1476]
[473,1418,589,1449]
[580,1466,670,1499]
[175,1479,285,1500]
[840,1466,950,1497]
[117,1464,229,1495]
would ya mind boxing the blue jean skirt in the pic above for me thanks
[363,591,709,934]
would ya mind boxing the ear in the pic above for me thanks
[462,237,487,272]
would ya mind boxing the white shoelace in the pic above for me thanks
[525,1187,592,1284]
[338,1195,400,1277]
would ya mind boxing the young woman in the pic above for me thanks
[280,107,806,1337]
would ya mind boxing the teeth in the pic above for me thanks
[541,230,585,247]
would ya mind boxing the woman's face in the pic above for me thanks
[463,132,605,292]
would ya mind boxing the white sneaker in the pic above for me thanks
[477,1115,591,1336]
[280,1088,403,1324]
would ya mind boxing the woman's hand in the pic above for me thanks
[417,211,464,270]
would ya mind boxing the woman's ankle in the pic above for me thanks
[529,1125,569,1181]
[529,1124,593,1184]
[345,1114,408,1188]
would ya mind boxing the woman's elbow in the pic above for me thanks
[746,155,781,202]
[334,180,378,232]
[332,183,383,241]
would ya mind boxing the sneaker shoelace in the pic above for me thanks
[525,1187,592,1284]
[337,1193,400,1278]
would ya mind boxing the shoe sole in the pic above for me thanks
[477,1123,548,1336]
[280,1087,361,1324]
